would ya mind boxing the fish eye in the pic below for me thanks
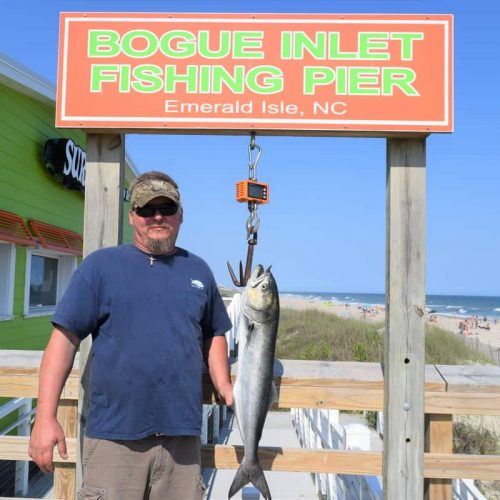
[261,283,267,290]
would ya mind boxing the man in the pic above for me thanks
[29,171,233,499]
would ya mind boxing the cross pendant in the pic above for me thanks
[149,255,156,266]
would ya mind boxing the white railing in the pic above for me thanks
[304,408,488,500]
[224,293,242,358]
[453,479,487,500]
[201,403,228,445]
[0,397,34,496]
[292,407,383,500]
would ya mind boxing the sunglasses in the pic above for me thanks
[135,203,178,217]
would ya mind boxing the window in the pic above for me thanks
[0,243,15,320]
[24,249,77,316]
[29,255,58,310]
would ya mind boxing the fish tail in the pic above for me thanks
[228,462,272,499]
[228,464,248,498]
[250,464,272,500]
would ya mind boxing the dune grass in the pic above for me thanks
[276,307,499,463]
[276,307,490,365]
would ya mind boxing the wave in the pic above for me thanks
[280,291,500,319]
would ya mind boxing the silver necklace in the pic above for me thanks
[147,248,176,266]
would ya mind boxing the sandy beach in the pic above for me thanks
[280,295,500,351]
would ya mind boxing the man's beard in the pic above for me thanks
[147,237,172,254]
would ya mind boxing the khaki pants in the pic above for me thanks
[78,435,205,500]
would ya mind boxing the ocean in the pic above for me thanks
[281,291,500,321]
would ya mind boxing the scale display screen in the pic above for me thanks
[236,180,269,204]
[248,182,267,200]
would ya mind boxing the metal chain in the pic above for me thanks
[227,132,263,287]
[246,132,261,239]
[247,132,262,180]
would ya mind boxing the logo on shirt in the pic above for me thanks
[191,279,205,290]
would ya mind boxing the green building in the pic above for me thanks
[0,52,137,351]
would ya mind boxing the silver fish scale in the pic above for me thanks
[229,264,279,500]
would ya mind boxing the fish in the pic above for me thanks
[228,265,280,500]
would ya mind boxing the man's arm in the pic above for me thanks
[28,326,81,473]
[203,335,233,407]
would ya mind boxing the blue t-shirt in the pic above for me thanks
[52,244,231,440]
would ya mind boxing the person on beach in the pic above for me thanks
[459,320,466,336]
[28,171,233,500]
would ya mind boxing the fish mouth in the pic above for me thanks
[249,264,272,288]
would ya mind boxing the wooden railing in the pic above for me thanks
[1,350,500,499]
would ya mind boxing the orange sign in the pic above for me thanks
[56,13,453,134]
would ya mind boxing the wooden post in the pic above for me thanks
[55,399,78,500]
[424,414,453,499]
[77,133,125,495]
[384,138,426,499]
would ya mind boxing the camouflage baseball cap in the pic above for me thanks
[129,173,180,208]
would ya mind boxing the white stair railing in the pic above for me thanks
[291,407,382,499]
[0,397,34,496]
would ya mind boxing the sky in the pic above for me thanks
[2,1,499,296]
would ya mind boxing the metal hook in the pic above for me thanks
[227,231,258,287]
[246,207,260,238]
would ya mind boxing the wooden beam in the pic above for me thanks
[201,445,500,480]
[3,437,500,481]
[423,453,500,480]
[424,391,500,415]
[0,436,78,461]
[385,138,427,499]
[435,364,500,392]
[425,414,453,499]
[78,133,125,494]
[4,377,500,414]
[54,400,78,500]
[202,445,382,474]
[4,352,500,413]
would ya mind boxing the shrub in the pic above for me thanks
[365,411,378,430]
[276,308,384,362]
[425,325,489,364]
[276,308,489,365]
[453,421,500,455]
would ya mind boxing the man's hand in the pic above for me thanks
[217,381,234,408]
[28,326,79,473]
[28,417,68,473]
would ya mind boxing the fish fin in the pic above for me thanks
[268,381,279,411]
[232,388,246,443]
[250,464,272,500]
[228,462,272,500]
[228,463,249,498]
[236,314,248,345]
[237,316,253,350]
